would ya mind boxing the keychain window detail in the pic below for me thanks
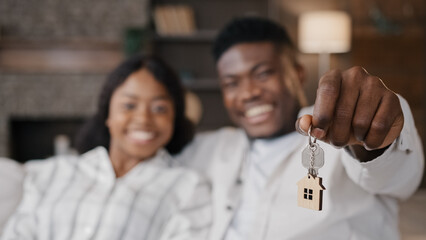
[304,188,313,200]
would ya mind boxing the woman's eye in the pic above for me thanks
[152,104,169,113]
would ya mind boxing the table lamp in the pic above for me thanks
[298,11,351,79]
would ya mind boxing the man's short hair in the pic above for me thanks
[212,17,294,62]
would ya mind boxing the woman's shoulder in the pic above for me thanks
[23,156,75,187]
[24,147,107,178]
[21,147,109,192]
[25,154,75,173]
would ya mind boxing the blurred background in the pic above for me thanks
[0,0,425,238]
[1,0,425,176]
[0,0,425,168]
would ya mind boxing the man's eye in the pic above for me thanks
[256,70,274,80]
[221,79,238,89]
[123,103,136,110]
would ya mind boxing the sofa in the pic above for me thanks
[0,158,25,234]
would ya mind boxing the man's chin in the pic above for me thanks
[244,126,286,140]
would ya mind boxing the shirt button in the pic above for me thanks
[226,205,233,211]
[236,178,243,185]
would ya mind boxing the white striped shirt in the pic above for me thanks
[1,147,211,240]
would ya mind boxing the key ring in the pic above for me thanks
[308,125,317,148]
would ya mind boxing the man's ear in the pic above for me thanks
[280,55,308,107]
[295,63,306,87]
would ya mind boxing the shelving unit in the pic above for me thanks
[153,30,217,43]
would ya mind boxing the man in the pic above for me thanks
[177,17,424,240]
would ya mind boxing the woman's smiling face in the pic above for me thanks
[106,68,175,160]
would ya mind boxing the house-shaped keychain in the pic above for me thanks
[297,174,326,211]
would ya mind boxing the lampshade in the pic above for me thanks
[298,11,351,54]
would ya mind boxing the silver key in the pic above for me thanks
[301,142,324,176]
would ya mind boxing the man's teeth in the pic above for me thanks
[245,105,274,118]
[129,131,155,141]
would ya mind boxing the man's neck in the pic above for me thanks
[248,128,295,141]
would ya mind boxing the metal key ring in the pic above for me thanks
[308,125,317,148]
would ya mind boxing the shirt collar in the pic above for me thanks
[83,146,172,185]
[119,148,171,182]
[249,131,304,177]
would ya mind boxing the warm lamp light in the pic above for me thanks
[298,11,351,78]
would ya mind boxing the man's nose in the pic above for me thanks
[240,79,261,101]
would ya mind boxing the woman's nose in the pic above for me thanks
[133,106,152,122]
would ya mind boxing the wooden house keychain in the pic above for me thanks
[297,126,326,211]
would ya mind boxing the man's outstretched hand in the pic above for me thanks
[296,67,404,160]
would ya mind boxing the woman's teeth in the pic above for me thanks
[128,131,155,141]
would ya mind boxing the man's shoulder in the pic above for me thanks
[176,127,246,169]
[194,126,245,143]
[185,127,247,154]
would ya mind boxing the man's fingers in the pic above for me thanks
[312,70,342,139]
[363,93,403,149]
[352,76,384,142]
[295,114,313,136]
[328,72,360,147]
[308,66,403,151]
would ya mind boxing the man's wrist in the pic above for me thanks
[345,144,390,162]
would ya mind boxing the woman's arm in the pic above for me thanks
[160,170,212,240]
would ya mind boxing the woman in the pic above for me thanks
[2,55,211,240]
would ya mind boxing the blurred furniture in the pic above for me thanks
[153,5,196,36]
[400,189,426,240]
[0,158,24,233]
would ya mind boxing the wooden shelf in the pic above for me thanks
[183,78,219,90]
[0,39,124,74]
[0,38,122,50]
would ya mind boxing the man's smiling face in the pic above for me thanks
[217,41,299,138]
